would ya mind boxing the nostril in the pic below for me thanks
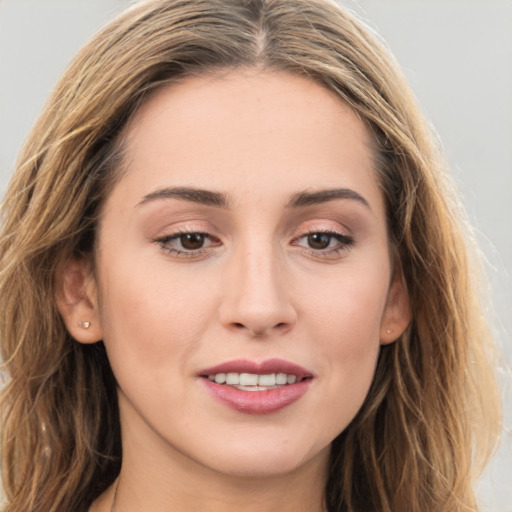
[229,321,291,335]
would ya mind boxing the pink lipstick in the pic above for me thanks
[199,358,313,414]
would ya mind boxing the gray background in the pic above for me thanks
[1,0,510,510]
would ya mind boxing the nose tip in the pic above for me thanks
[219,254,297,338]
[230,319,293,337]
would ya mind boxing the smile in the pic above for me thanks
[200,359,313,414]
[207,372,298,390]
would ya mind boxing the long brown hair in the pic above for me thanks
[0,1,500,510]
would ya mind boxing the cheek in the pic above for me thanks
[313,325,380,440]
[96,249,217,375]
[302,258,390,343]
[301,262,389,420]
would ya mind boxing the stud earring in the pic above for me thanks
[78,321,90,329]
[386,328,392,335]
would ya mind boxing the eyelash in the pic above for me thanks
[154,229,354,259]
[154,230,219,258]
[292,230,354,258]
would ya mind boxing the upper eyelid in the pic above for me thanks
[293,224,352,238]
[151,213,354,239]
[291,215,352,231]
[153,224,218,239]
[297,226,346,234]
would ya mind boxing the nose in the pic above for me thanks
[218,243,297,338]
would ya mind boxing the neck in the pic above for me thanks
[108,449,328,512]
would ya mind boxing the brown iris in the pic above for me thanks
[180,233,206,250]
[307,233,333,250]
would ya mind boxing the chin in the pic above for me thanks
[195,436,331,480]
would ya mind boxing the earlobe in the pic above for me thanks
[55,258,103,344]
[380,266,411,345]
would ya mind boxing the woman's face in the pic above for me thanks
[76,70,409,480]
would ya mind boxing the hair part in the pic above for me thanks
[0,1,500,511]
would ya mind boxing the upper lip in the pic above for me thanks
[199,358,314,380]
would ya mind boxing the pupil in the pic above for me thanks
[308,233,331,249]
[180,233,205,250]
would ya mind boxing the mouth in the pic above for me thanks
[204,372,305,391]
[199,359,314,414]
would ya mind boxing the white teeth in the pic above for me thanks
[226,373,239,385]
[214,373,226,384]
[258,374,276,386]
[208,372,300,387]
[275,373,287,385]
[239,373,259,386]
[237,385,274,391]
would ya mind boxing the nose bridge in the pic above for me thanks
[219,232,296,336]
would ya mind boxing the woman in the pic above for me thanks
[0,1,500,511]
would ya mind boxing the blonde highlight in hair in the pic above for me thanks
[0,1,500,510]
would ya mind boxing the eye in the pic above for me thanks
[155,231,219,257]
[293,230,354,256]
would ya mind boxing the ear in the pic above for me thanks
[380,264,411,345]
[55,258,103,344]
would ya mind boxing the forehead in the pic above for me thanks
[108,69,384,217]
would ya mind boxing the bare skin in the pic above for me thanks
[59,69,410,512]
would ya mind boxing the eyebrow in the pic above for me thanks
[286,188,371,210]
[137,185,371,211]
[137,186,231,208]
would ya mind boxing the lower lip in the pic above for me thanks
[202,378,311,414]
